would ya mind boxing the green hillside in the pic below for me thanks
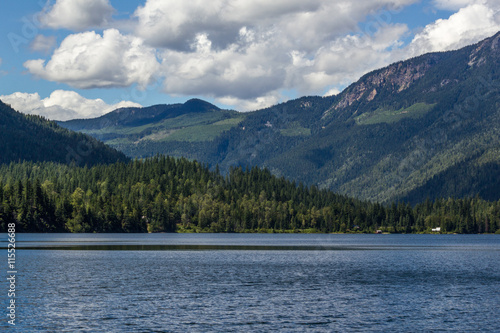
[355,103,436,125]
[0,101,128,166]
[59,99,247,159]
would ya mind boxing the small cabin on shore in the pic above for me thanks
[431,227,441,232]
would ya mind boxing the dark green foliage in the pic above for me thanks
[0,101,128,166]
[0,157,498,234]
[401,159,500,204]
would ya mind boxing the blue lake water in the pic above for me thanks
[1,234,499,332]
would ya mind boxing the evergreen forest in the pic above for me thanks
[1,156,498,234]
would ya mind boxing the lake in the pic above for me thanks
[1,234,499,332]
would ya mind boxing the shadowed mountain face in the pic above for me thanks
[59,32,500,203]
[0,101,128,166]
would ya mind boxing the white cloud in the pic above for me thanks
[217,94,282,112]
[24,29,161,89]
[30,35,57,54]
[407,3,500,56]
[288,24,409,94]
[40,0,114,31]
[133,0,299,49]
[433,0,484,11]
[324,88,341,97]
[0,90,142,121]
[158,24,409,110]
[137,0,415,110]
[160,31,288,101]
[134,0,415,50]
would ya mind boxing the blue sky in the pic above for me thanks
[0,0,499,120]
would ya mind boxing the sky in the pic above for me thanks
[0,0,499,121]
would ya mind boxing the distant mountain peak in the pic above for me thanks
[183,98,220,112]
[60,98,225,131]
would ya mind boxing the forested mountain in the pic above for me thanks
[62,98,225,131]
[0,101,128,166]
[1,157,498,234]
[213,31,500,203]
[59,99,246,160]
[58,32,500,203]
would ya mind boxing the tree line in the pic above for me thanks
[0,156,499,233]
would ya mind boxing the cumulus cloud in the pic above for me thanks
[289,24,409,94]
[40,0,114,31]
[407,3,500,56]
[0,90,142,121]
[133,0,327,50]
[158,24,409,110]
[217,94,283,112]
[136,0,414,110]
[161,31,288,101]
[30,35,57,54]
[24,29,161,89]
[324,88,341,97]
[433,0,483,11]
[134,0,415,50]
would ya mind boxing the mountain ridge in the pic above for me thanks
[61,98,222,131]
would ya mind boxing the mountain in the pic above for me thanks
[202,32,500,203]
[0,100,128,166]
[59,98,246,160]
[59,32,500,203]
[265,32,500,203]
[62,98,222,130]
